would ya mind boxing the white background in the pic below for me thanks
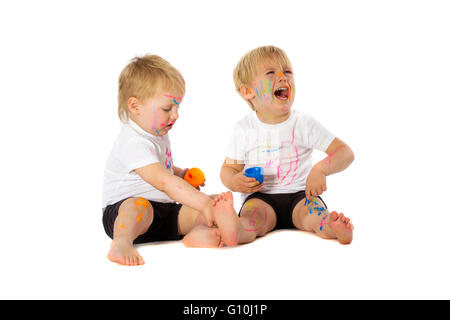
[1,0,449,299]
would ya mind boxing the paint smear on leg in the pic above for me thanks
[319,213,329,231]
[244,208,267,232]
[196,215,204,226]
[135,197,149,222]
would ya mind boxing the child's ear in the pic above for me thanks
[240,85,255,100]
[127,97,140,115]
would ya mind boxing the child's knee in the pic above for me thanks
[119,197,154,223]
[292,196,326,230]
[241,199,263,218]
[241,199,274,236]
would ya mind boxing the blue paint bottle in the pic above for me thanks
[245,167,264,184]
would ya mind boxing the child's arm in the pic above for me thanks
[135,163,214,226]
[220,158,264,193]
[305,137,355,199]
[172,166,187,179]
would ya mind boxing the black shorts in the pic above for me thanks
[102,198,183,244]
[238,190,327,230]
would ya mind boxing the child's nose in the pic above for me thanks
[277,71,287,81]
[171,109,179,121]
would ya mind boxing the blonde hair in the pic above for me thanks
[118,54,185,123]
[233,46,292,110]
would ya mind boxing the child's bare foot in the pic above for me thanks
[182,226,223,248]
[212,191,239,246]
[328,211,353,244]
[107,239,145,266]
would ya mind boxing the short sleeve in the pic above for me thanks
[119,137,160,173]
[299,114,335,152]
[225,123,246,161]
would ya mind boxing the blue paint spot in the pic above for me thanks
[262,146,282,153]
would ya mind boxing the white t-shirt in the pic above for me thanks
[102,120,175,208]
[225,109,335,202]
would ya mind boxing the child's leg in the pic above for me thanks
[179,205,222,248]
[107,197,154,266]
[291,197,353,244]
[237,198,277,244]
[182,223,223,248]
[179,194,236,248]
[210,192,240,246]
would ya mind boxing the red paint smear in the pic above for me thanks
[163,94,182,100]
[326,146,343,166]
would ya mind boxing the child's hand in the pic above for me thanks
[196,181,205,191]
[305,166,327,200]
[178,168,189,179]
[231,171,264,193]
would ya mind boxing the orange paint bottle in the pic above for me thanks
[184,168,205,188]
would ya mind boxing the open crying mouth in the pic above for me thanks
[274,87,290,100]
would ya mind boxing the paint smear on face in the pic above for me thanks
[163,94,181,106]
[263,80,272,102]
[152,104,160,135]
[163,94,182,100]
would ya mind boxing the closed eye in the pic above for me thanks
[163,105,180,112]
[162,104,172,112]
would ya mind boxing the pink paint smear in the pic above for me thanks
[163,94,182,100]
[244,208,268,232]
